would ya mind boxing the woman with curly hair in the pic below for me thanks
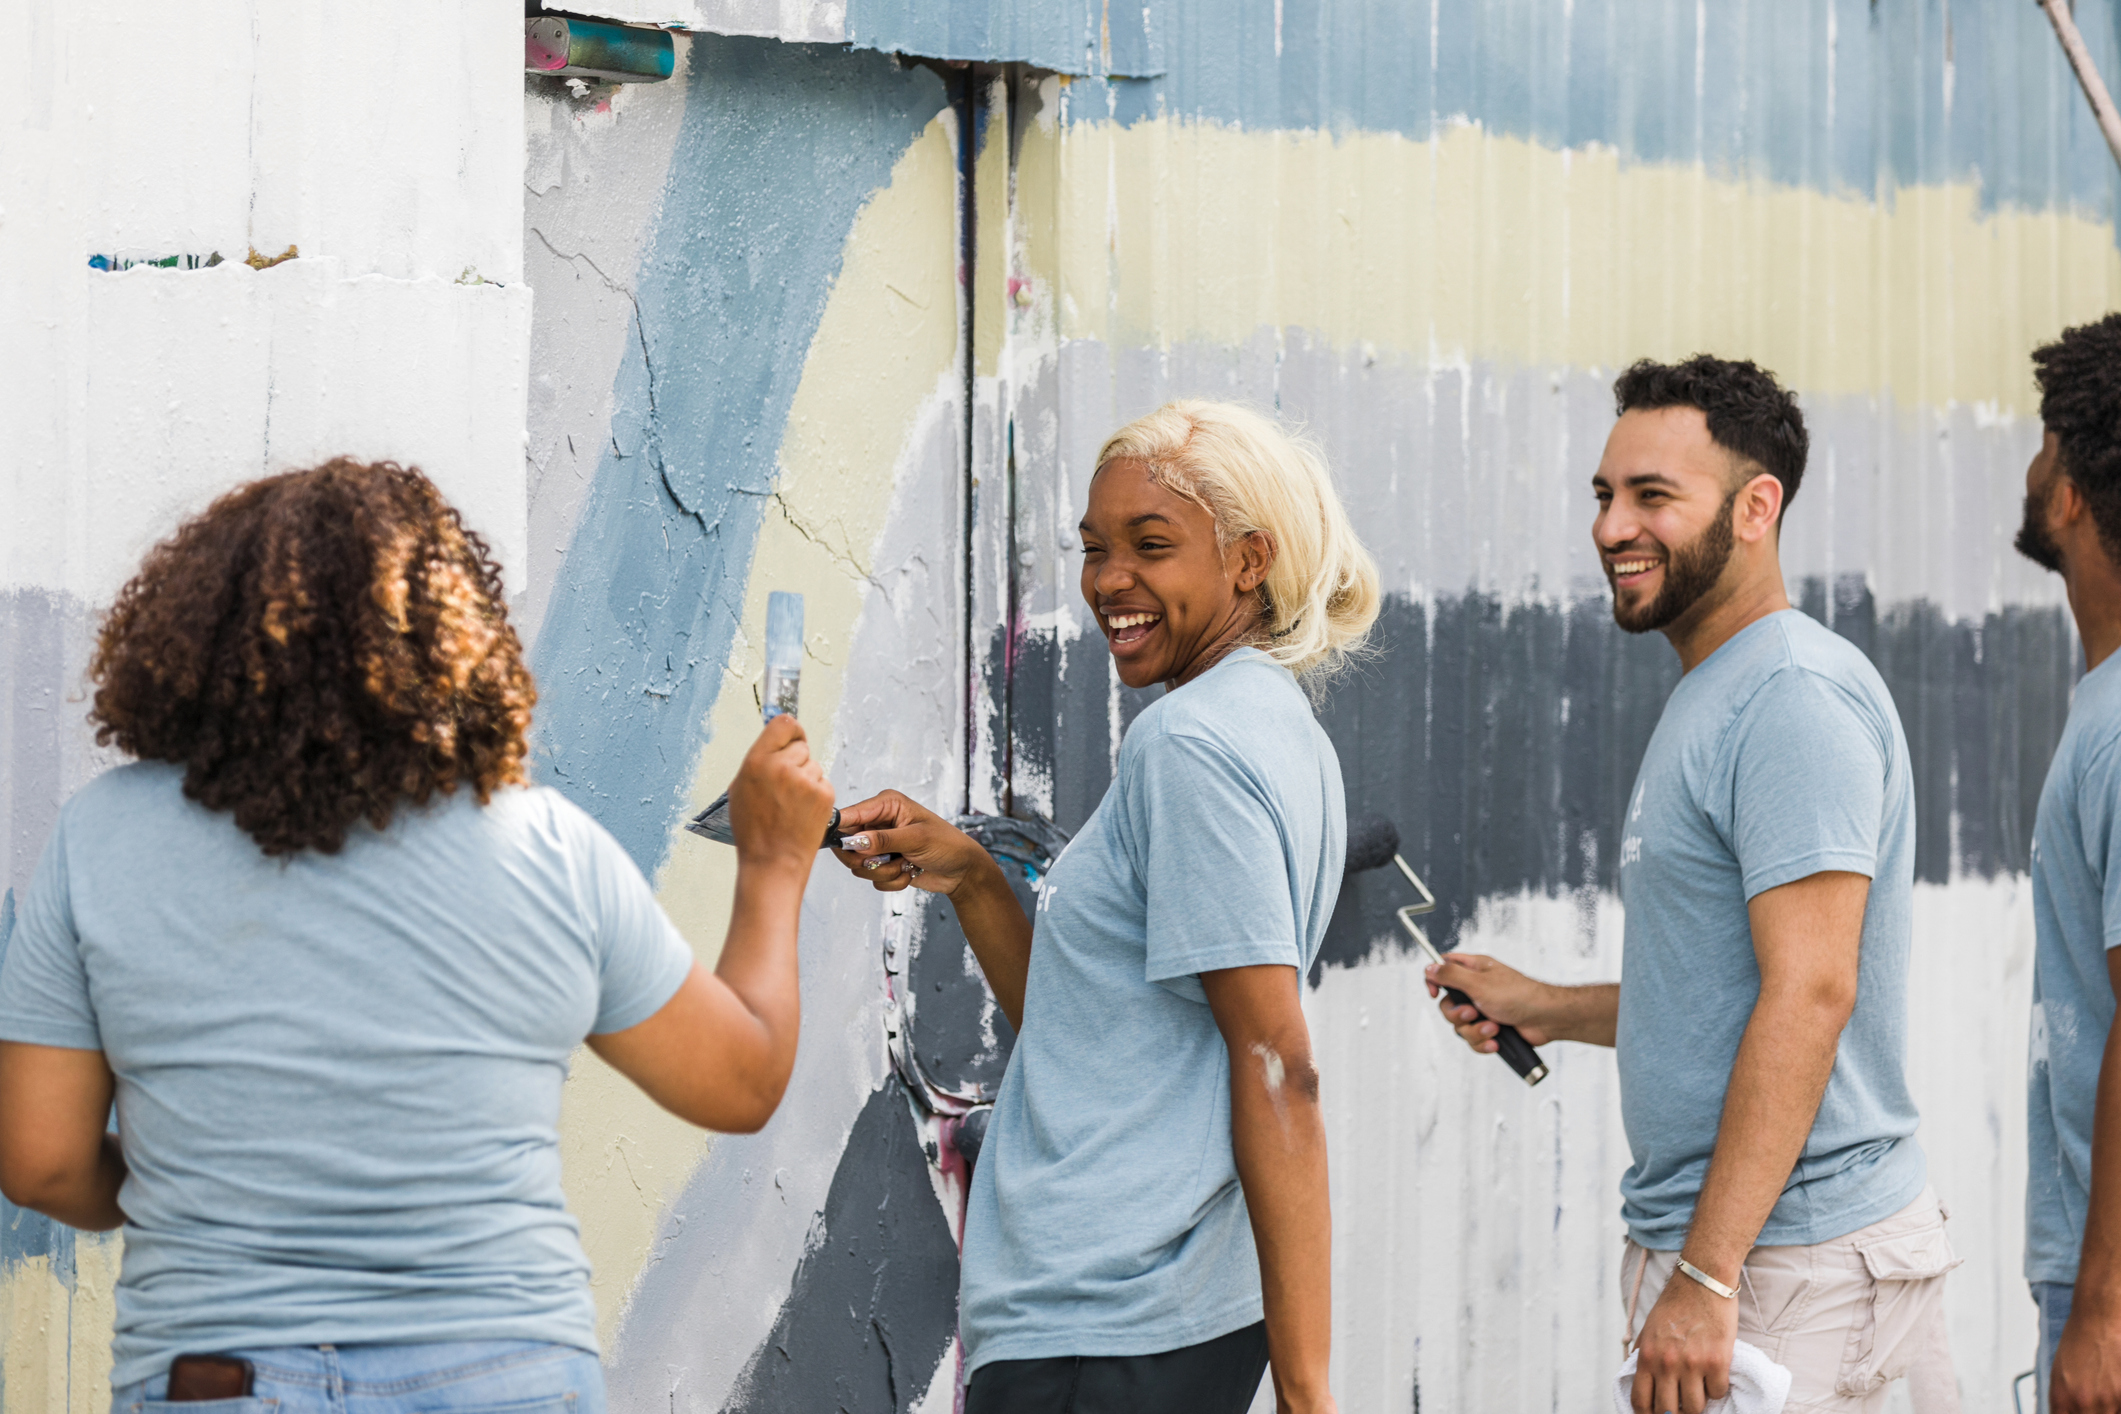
[834,401,1378,1414]
[0,459,833,1414]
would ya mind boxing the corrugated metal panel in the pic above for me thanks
[964,5,2120,1406]
[12,3,2121,1412]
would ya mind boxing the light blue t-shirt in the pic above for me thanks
[2026,653,2121,1285]
[1615,610,1925,1250]
[958,648,1345,1373]
[0,762,694,1387]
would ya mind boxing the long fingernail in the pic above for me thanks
[845,833,871,851]
[862,856,884,871]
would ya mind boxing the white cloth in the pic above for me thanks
[1611,1339,1793,1414]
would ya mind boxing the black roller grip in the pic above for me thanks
[1440,984,1549,1086]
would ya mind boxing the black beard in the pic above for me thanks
[2014,482,2064,573]
[1610,490,1738,634]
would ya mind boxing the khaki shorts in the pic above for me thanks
[1621,1187,1962,1414]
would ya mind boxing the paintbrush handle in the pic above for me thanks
[1441,987,1549,1087]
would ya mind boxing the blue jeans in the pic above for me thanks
[111,1341,604,1414]
[2034,1281,2072,1414]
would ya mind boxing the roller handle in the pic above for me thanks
[1440,985,1549,1086]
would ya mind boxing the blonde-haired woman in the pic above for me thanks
[834,401,1378,1414]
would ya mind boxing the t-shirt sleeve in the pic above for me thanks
[1725,668,1890,900]
[0,824,103,1050]
[2076,738,2121,952]
[1130,730,1304,994]
[562,803,698,1035]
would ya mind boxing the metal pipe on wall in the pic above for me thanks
[2038,0,2121,169]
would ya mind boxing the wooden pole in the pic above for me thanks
[2039,0,2121,171]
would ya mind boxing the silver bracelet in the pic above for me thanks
[1676,1258,1738,1300]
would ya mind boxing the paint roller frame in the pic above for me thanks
[1347,815,1549,1087]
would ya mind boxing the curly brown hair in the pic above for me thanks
[2034,313,2121,562]
[90,459,536,856]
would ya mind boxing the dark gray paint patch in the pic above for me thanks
[720,1080,961,1414]
[1315,580,2074,975]
[1796,577,2074,888]
[908,878,1021,1097]
[903,816,1068,1101]
[985,581,2073,978]
[1004,622,1159,833]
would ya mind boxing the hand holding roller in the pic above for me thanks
[1344,815,1549,1087]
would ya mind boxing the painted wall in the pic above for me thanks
[522,4,2121,1410]
[7,2,2121,1412]
[1,5,527,1414]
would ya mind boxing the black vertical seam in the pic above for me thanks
[1004,414,1018,817]
[957,69,979,816]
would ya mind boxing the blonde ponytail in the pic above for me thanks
[1094,400,1380,685]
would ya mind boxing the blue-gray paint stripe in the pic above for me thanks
[1049,0,2121,222]
[529,39,948,871]
[846,0,1164,76]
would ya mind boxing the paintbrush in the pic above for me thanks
[1345,814,1548,1086]
[685,591,845,850]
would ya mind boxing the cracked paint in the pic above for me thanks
[530,38,948,875]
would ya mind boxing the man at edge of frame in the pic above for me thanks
[1427,355,1961,1414]
[2012,312,2121,1414]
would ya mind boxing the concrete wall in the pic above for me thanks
[6,1,2121,1411]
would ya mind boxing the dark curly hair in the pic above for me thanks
[2033,313,2121,561]
[89,459,536,856]
[1612,355,1810,517]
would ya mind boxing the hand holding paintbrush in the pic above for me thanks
[687,591,847,851]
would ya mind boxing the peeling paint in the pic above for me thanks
[529,36,948,874]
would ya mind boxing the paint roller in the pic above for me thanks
[685,591,846,850]
[1345,814,1548,1086]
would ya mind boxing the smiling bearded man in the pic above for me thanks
[1426,356,1963,1414]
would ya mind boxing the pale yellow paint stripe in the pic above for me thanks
[1,1234,123,1414]
[557,109,963,1351]
[3,1258,71,1414]
[973,75,1012,379]
[67,1238,119,1414]
[1018,113,2121,414]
